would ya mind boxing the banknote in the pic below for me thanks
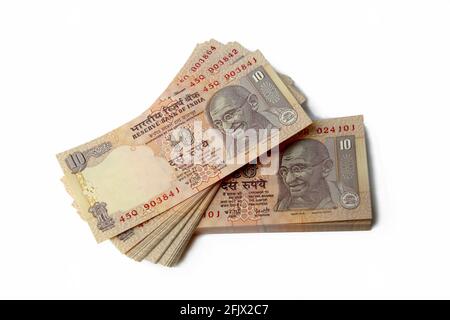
[57,50,312,242]
[197,116,372,233]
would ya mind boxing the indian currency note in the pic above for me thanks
[197,115,372,233]
[57,50,312,242]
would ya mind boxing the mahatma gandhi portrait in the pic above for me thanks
[275,139,349,210]
[206,85,281,139]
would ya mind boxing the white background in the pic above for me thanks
[1,0,449,299]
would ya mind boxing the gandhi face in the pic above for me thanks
[208,86,258,138]
[211,101,248,135]
[279,140,331,199]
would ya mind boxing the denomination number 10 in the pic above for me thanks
[340,139,352,150]
[252,71,265,82]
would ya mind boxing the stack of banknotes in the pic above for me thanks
[57,40,373,267]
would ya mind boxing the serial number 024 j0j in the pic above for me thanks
[56,50,312,242]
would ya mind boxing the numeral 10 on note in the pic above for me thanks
[340,138,352,150]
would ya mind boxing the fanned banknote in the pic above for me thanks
[57,48,312,243]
